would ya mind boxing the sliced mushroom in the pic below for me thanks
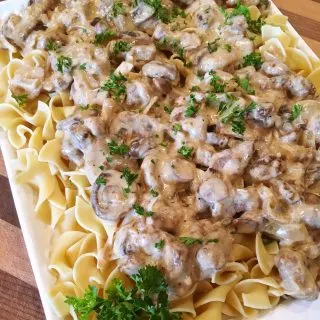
[276,248,319,300]
[286,75,315,99]
[249,155,283,182]
[247,102,275,128]
[210,141,254,176]
[160,159,195,184]
[142,60,177,81]
[131,2,155,25]
[91,170,137,221]
[261,60,289,77]
[126,80,152,107]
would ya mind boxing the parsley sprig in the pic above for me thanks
[101,73,127,101]
[65,266,180,320]
[121,167,138,193]
[95,176,107,186]
[180,237,203,247]
[12,94,28,107]
[178,144,193,159]
[235,77,255,94]
[155,239,165,249]
[111,2,126,17]
[185,94,198,117]
[56,55,72,73]
[133,204,154,217]
[242,52,263,70]
[46,39,60,52]
[94,29,115,46]
[289,104,303,122]
[108,140,130,156]
[209,71,226,93]
[113,41,132,54]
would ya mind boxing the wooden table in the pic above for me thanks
[0,0,320,319]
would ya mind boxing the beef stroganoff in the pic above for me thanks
[0,0,320,318]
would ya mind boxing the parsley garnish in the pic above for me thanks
[78,104,90,110]
[191,86,200,92]
[290,104,303,122]
[133,204,154,217]
[242,52,263,70]
[160,141,168,147]
[12,94,28,107]
[94,29,115,45]
[207,38,220,53]
[99,165,104,170]
[178,145,193,159]
[209,71,226,93]
[108,140,130,156]
[95,176,107,185]
[111,2,126,17]
[206,92,219,107]
[172,123,182,134]
[180,237,203,247]
[56,56,72,73]
[46,39,60,52]
[101,73,127,101]
[236,77,255,94]
[164,105,173,114]
[121,167,138,192]
[150,189,159,197]
[65,266,180,320]
[185,94,198,117]
[155,239,165,249]
[113,41,131,54]
[142,0,171,24]
[171,7,186,19]
[79,63,87,70]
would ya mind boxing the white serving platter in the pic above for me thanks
[0,0,319,319]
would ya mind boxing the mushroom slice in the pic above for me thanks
[91,170,137,221]
[276,248,318,300]
[160,159,195,184]
[131,2,155,25]
[142,61,177,81]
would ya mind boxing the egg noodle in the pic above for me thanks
[0,0,320,319]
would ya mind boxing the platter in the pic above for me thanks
[0,0,319,319]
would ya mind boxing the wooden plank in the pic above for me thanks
[0,175,19,227]
[303,36,320,57]
[0,219,36,287]
[0,151,7,177]
[0,270,44,320]
[274,0,320,22]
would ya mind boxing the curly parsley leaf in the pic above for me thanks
[236,77,255,94]
[242,52,263,70]
[79,63,87,70]
[113,41,132,54]
[164,105,173,114]
[95,176,107,185]
[178,145,194,159]
[185,94,198,117]
[111,2,126,17]
[56,55,72,73]
[172,123,182,134]
[121,167,138,193]
[150,188,159,197]
[155,239,165,249]
[46,39,60,52]
[209,71,226,93]
[12,94,28,107]
[94,29,115,45]
[108,140,130,156]
[133,204,154,217]
[101,73,127,101]
[290,104,303,122]
[180,237,203,247]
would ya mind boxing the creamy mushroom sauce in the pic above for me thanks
[2,0,320,301]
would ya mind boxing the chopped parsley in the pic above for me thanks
[65,266,180,320]
[242,52,263,70]
[79,63,87,70]
[113,41,131,54]
[185,94,198,117]
[205,92,219,107]
[172,123,182,134]
[160,141,168,147]
[56,55,72,73]
[191,86,200,92]
[12,94,28,107]
[155,239,165,250]
[164,105,173,114]
[94,29,115,45]
[78,104,90,110]
[150,189,159,197]
[101,73,127,101]
[171,7,186,19]
[121,167,138,193]
[141,0,171,24]
[98,165,104,170]
[290,104,303,122]
[46,39,60,52]
[151,159,156,165]
[108,140,130,156]
[133,204,154,217]
[95,176,107,185]
[207,38,232,53]
[111,2,126,17]
[180,237,203,247]
[178,145,193,159]
[236,77,255,94]
[209,71,226,93]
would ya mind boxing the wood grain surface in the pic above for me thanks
[0,1,320,319]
